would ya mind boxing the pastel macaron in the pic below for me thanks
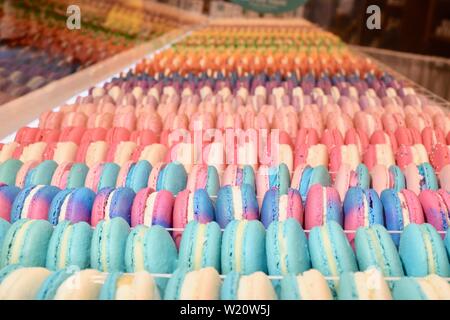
[10,185,61,223]
[178,221,222,272]
[334,163,370,202]
[0,159,23,185]
[403,163,438,195]
[91,187,136,226]
[1,219,53,267]
[116,160,152,193]
[46,220,93,270]
[216,184,259,228]
[355,224,404,277]
[261,188,303,228]
[399,223,450,277]
[84,162,120,193]
[186,164,220,198]
[165,267,222,300]
[21,160,58,187]
[131,188,174,227]
[220,271,277,300]
[337,268,392,300]
[392,274,450,300]
[99,271,160,300]
[48,187,96,225]
[147,161,187,196]
[343,187,384,244]
[0,184,20,221]
[380,189,425,245]
[91,217,130,272]
[266,219,311,276]
[51,162,89,189]
[305,185,343,229]
[256,163,290,205]
[291,164,331,202]
[370,164,405,196]
[0,267,51,299]
[173,189,215,246]
[419,189,450,233]
[279,269,332,300]
[221,220,267,275]
[221,164,255,188]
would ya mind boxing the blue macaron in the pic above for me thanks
[178,221,222,272]
[156,161,187,196]
[122,160,152,193]
[46,220,93,270]
[48,188,96,225]
[399,223,450,277]
[388,165,406,191]
[65,163,89,189]
[91,217,130,272]
[266,218,310,276]
[297,165,331,202]
[353,164,371,189]
[260,188,303,228]
[0,159,23,185]
[24,160,58,187]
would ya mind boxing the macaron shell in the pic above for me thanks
[0,159,23,185]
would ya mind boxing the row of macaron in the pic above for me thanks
[0,217,448,284]
[0,266,448,300]
[1,176,449,244]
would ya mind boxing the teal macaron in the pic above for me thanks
[417,163,439,191]
[399,223,450,277]
[120,160,152,193]
[0,218,11,253]
[125,224,177,290]
[46,220,93,270]
[355,224,404,277]
[163,268,190,300]
[388,165,406,191]
[308,221,358,291]
[445,229,450,258]
[0,218,53,267]
[36,268,77,300]
[156,161,187,196]
[24,160,58,187]
[266,218,310,276]
[0,159,23,185]
[91,217,130,272]
[221,219,267,275]
[178,220,222,272]
[392,275,450,300]
[0,264,22,283]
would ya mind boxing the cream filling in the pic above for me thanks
[279,195,289,221]
[0,142,18,162]
[58,226,72,269]
[321,228,338,277]
[368,230,387,274]
[376,144,394,167]
[412,144,429,165]
[104,190,117,221]
[21,186,45,218]
[417,275,450,299]
[114,142,137,167]
[354,269,391,300]
[10,220,34,263]
[234,221,247,272]
[187,194,195,223]
[417,278,440,300]
[193,224,206,269]
[342,145,361,170]
[115,273,159,300]
[232,187,244,220]
[143,192,157,226]
[362,196,370,227]
[101,224,109,271]
[133,227,147,271]
[179,271,200,299]
[422,230,436,274]
[397,192,411,226]
[307,144,328,167]
[237,272,276,300]
[20,142,46,163]
[278,224,288,274]
[58,193,72,222]
[296,270,333,300]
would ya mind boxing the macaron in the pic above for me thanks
[216,184,259,228]
[36,268,80,300]
[178,221,222,272]
[1,219,53,267]
[363,144,395,170]
[355,224,404,277]
[266,218,310,276]
[334,163,370,201]
[305,185,343,229]
[51,162,89,189]
[24,160,58,187]
[256,163,290,205]
[10,185,61,222]
[46,220,93,270]
[399,223,450,277]
[396,144,429,169]
[148,161,187,196]
[380,189,425,245]
[328,144,361,178]
[186,164,220,198]
[91,187,136,226]
[116,160,152,193]
[220,271,277,300]
[0,184,20,221]
[261,188,303,228]
[48,187,96,225]
[337,268,392,300]
[84,162,120,192]
[164,267,222,300]
[221,164,255,188]
[14,160,38,188]
[392,274,450,300]
[419,189,450,233]
[0,159,23,185]
[50,269,106,300]
[125,224,177,290]
[370,164,405,196]
[131,188,174,228]
[0,267,51,299]
[291,165,331,202]
[308,221,358,292]
[279,269,333,300]
[221,220,267,275]
[343,187,384,244]
[90,217,130,272]
[99,271,160,300]
[404,163,439,195]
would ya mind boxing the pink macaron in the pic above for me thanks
[328,144,361,179]
[130,188,174,228]
[370,130,398,154]
[430,144,450,173]
[344,128,369,157]
[419,189,450,235]
[395,127,422,146]
[321,129,344,151]
[363,144,395,170]
[395,144,429,170]
[304,184,343,229]
[422,127,446,153]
